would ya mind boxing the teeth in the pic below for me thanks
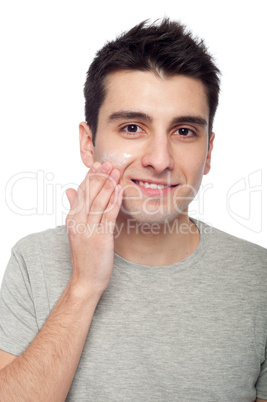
[138,181,168,189]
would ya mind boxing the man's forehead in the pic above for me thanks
[100,70,210,121]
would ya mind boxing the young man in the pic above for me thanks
[0,19,266,401]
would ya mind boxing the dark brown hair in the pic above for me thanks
[84,18,220,144]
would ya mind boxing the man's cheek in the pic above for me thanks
[99,151,134,170]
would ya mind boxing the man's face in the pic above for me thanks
[92,70,213,225]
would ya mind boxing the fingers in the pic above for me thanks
[88,162,116,205]
[89,167,121,224]
[101,184,123,225]
[66,160,122,226]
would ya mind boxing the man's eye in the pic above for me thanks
[121,124,143,134]
[175,128,195,137]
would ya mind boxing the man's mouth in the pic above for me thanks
[132,180,177,190]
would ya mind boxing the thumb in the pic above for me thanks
[66,188,77,208]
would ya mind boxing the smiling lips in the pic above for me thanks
[132,179,177,191]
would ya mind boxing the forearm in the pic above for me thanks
[0,161,122,401]
[0,281,100,402]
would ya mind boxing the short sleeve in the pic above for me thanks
[0,247,39,356]
[256,351,267,399]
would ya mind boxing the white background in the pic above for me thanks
[1,0,266,284]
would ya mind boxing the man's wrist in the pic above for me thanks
[67,278,103,310]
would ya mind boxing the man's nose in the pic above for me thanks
[141,134,174,173]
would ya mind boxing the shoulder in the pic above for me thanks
[8,226,72,295]
[195,220,267,307]
[196,220,267,278]
[211,224,266,259]
[11,225,69,260]
[197,219,267,258]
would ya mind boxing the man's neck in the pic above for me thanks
[114,215,200,266]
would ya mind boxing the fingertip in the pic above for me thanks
[91,161,102,172]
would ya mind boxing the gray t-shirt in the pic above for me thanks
[0,220,266,401]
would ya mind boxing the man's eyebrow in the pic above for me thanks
[108,111,152,123]
[171,115,208,126]
[107,111,207,127]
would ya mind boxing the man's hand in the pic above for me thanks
[0,160,123,402]
[66,161,123,298]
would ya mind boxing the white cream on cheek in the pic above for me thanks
[99,151,133,169]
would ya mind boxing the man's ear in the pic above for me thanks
[79,122,94,168]
[204,132,215,175]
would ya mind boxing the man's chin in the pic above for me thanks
[117,208,189,228]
